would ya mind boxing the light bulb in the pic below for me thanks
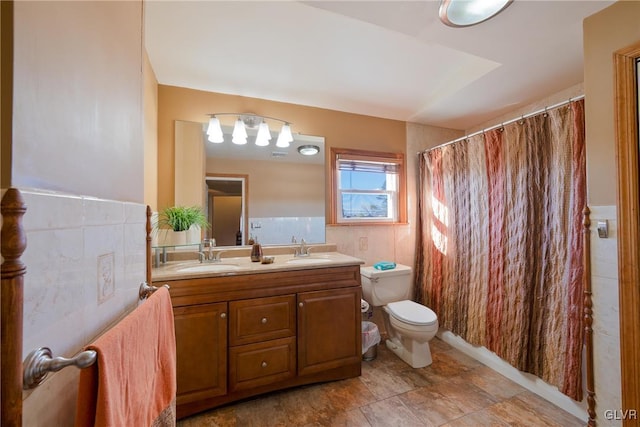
[255,121,271,146]
[207,116,224,143]
[232,118,248,145]
[276,123,293,148]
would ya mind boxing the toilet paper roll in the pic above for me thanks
[361,299,370,313]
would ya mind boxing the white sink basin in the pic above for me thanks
[285,257,333,265]
[177,264,240,273]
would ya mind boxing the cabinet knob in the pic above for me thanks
[299,302,304,307]
[220,312,226,319]
[261,361,268,368]
[261,317,268,324]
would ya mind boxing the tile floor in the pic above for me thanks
[177,337,585,426]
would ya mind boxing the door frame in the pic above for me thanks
[614,42,640,424]
[205,173,249,246]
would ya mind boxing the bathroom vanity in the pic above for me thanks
[152,252,364,419]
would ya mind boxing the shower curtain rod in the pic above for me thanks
[421,94,585,154]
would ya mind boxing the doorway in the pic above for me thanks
[206,174,248,246]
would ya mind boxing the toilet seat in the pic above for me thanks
[386,300,437,326]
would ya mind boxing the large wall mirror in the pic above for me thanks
[175,120,326,247]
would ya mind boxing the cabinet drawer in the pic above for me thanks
[229,337,296,392]
[229,295,296,346]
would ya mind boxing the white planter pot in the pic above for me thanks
[157,229,187,247]
[186,225,202,245]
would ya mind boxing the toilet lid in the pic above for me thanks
[386,300,437,326]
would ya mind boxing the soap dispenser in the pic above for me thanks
[250,238,262,262]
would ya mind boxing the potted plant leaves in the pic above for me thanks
[155,205,210,246]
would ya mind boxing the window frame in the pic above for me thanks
[329,148,407,225]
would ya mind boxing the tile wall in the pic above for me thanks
[13,188,147,426]
[249,216,325,245]
[588,205,622,426]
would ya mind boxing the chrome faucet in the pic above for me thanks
[294,238,311,257]
[199,249,226,263]
[200,238,224,263]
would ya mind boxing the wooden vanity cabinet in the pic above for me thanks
[164,264,362,419]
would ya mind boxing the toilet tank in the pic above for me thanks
[360,264,413,306]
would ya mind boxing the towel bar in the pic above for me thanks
[139,282,170,300]
[23,347,97,389]
[23,283,170,390]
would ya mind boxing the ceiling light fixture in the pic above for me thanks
[298,145,320,156]
[207,113,294,147]
[439,0,513,27]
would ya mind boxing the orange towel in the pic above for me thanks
[75,287,176,427]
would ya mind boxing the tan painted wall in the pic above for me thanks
[157,85,407,218]
[208,157,324,218]
[174,120,206,207]
[584,1,640,206]
[144,52,159,210]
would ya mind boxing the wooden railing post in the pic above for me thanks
[1,188,27,427]
[583,206,596,426]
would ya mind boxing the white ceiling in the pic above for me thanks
[145,0,614,131]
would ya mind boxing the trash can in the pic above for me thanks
[362,320,381,361]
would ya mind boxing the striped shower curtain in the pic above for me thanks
[415,99,585,400]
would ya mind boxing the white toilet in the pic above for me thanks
[360,264,438,368]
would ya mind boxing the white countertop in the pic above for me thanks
[152,251,365,281]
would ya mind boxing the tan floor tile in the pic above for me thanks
[305,408,372,427]
[459,365,526,400]
[398,376,498,425]
[318,377,378,412]
[511,392,585,426]
[360,396,425,427]
[440,409,510,427]
[486,391,584,427]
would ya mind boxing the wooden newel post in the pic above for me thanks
[1,188,27,427]
[583,206,596,426]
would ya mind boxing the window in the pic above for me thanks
[330,148,406,224]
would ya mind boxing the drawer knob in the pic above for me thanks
[299,302,304,307]
[220,312,226,319]
[261,317,268,324]
[261,361,268,368]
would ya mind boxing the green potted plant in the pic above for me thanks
[155,205,210,246]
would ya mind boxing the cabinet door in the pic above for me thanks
[174,302,227,406]
[297,287,361,376]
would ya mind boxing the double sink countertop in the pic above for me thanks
[152,245,364,281]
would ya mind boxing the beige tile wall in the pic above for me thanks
[588,205,622,426]
[19,189,147,426]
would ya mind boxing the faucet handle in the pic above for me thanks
[213,250,225,261]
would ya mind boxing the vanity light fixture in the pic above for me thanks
[439,0,513,27]
[207,113,294,147]
[298,144,320,156]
